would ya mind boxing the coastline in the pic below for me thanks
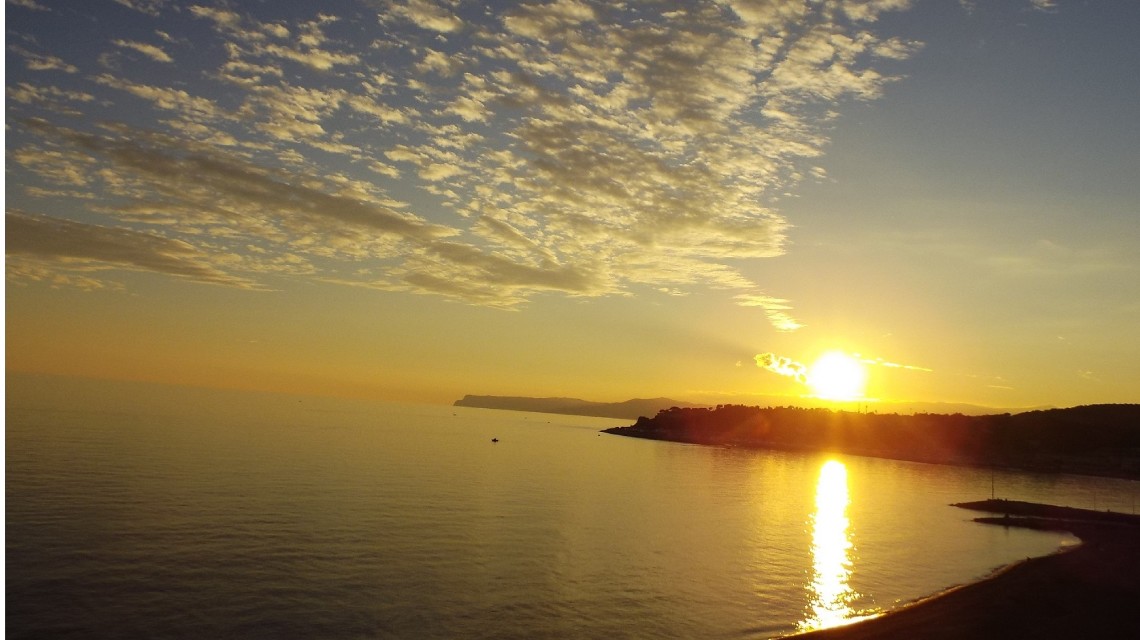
[602,404,1140,481]
[792,502,1140,639]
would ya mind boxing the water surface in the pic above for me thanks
[8,375,1137,638]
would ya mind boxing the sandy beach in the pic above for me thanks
[794,501,1140,639]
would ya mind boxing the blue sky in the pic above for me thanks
[6,0,1139,409]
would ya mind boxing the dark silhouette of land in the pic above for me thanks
[453,394,706,420]
[794,499,1140,639]
[607,406,1140,635]
[603,404,1140,479]
[954,498,1140,526]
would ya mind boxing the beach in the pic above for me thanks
[795,501,1140,639]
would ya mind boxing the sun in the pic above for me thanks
[806,351,867,401]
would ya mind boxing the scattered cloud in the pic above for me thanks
[188,5,242,30]
[6,210,257,288]
[858,356,933,373]
[9,45,78,73]
[8,0,49,12]
[755,352,808,384]
[112,39,174,63]
[7,1,922,328]
[736,294,804,332]
[8,83,94,107]
[113,0,168,16]
[389,0,465,33]
[259,41,360,71]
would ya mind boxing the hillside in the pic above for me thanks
[603,404,1140,479]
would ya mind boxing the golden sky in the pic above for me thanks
[6,0,1139,410]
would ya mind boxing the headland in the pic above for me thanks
[603,404,1140,480]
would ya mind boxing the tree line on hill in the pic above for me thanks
[603,404,1140,479]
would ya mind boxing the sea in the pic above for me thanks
[7,374,1140,639]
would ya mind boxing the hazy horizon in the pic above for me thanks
[5,370,1104,419]
[7,0,1139,409]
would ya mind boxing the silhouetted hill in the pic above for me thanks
[453,395,704,420]
[603,404,1140,479]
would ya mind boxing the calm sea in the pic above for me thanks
[7,375,1139,639]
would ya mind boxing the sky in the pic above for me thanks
[6,0,1139,411]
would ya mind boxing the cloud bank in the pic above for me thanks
[7,0,924,328]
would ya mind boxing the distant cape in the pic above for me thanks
[453,395,705,420]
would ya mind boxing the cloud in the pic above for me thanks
[6,1,921,326]
[755,352,808,383]
[113,0,167,16]
[736,294,804,332]
[94,74,225,121]
[858,356,933,373]
[503,0,596,41]
[112,39,174,63]
[8,0,49,11]
[20,119,454,242]
[419,162,466,181]
[389,0,464,33]
[8,83,94,108]
[259,41,360,71]
[841,0,914,22]
[6,210,256,288]
[416,49,465,77]
[757,351,935,390]
[11,145,95,186]
[401,240,603,306]
[189,5,242,30]
[9,45,78,73]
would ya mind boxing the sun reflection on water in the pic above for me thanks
[799,459,861,631]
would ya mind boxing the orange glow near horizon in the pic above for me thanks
[807,352,868,401]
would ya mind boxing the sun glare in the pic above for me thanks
[801,460,856,631]
[807,352,867,401]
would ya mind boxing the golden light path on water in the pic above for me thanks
[798,460,868,632]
